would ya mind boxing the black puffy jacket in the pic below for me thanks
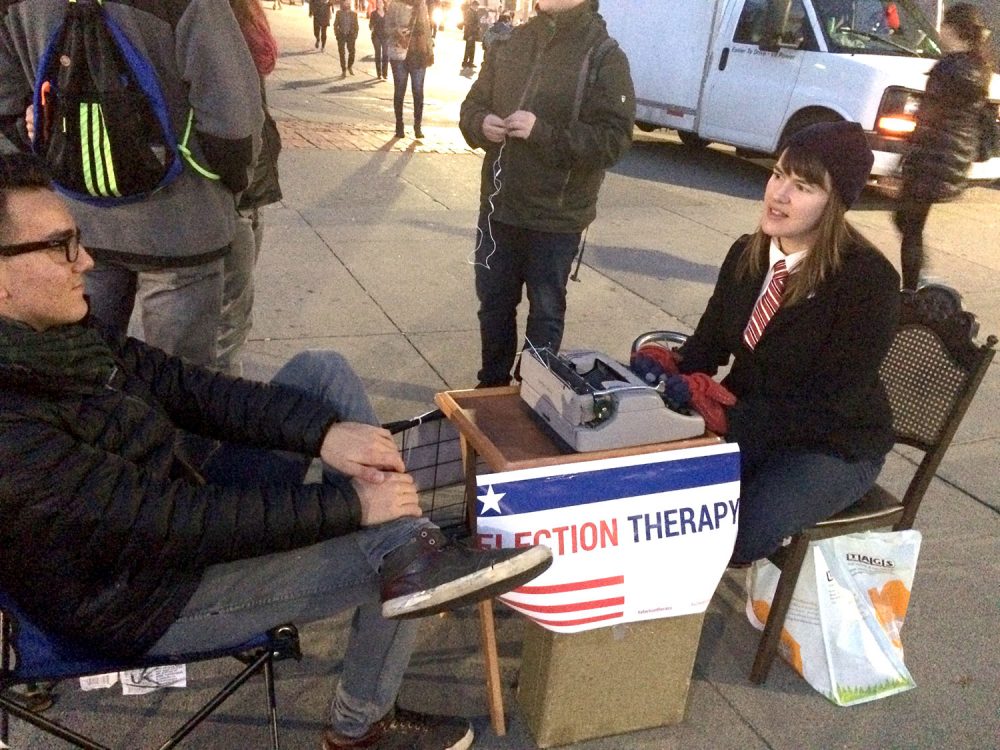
[901,52,991,203]
[0,318,362,658]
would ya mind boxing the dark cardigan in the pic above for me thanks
[678,235,900,474]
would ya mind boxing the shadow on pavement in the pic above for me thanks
[613,140,768,200]
[587,243,721,284]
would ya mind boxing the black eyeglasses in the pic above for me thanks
[0,228,82,263]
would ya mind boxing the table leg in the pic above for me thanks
[462,436,478,533]
[478,599,506,736]
[462,436,507,736]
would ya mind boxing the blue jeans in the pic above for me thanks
[893,198,932,290]
[389,60,425,131]
[146,350,428,737]
[86,256,224,367]
[474,217,581,386]
[731,450,885,564]
[372,34,389,77]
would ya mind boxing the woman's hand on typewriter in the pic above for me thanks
[629,343,681,383]
[679,373,737,435]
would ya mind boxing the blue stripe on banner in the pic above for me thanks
[478,452,741,516]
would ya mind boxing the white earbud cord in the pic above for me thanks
[467,138,506,270]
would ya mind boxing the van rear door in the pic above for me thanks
[700,0,812,150]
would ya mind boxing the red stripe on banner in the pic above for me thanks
[516,575,625,595]
[502,596,625,614]
[525,611,625,627]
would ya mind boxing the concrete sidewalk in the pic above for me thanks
[6,8,999,749]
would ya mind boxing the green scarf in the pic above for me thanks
[0,318,118,386]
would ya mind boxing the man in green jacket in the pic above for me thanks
[459,0,634,387]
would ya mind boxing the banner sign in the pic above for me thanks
[476,443,741,633]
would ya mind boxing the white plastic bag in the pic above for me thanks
[746,530,921,706]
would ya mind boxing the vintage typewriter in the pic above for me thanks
[519,348,705,452]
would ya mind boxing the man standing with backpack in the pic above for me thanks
[0,0,263,367]
[459,0,635,387]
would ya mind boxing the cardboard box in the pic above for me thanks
[517,614,705,748]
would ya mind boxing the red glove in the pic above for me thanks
[630,343,680,377]
[680,372,737,435]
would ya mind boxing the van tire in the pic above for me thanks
[635,121,659,132]
[678,130,710,149]
[777,111,843,155]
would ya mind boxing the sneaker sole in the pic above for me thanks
[381,546,553,620]
[449,725,474,750]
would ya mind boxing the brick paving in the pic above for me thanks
[277,119,477,154]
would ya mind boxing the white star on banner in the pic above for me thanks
[478,485,505,515]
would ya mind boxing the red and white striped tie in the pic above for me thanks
[742,259,788,350]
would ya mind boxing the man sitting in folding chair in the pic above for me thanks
[0,153,552,749]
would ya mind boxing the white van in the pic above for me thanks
[600,0,1000,183]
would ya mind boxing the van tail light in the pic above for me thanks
[876,87,922,138]
[877,115,917,134]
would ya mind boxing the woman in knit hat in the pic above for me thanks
[634,121,900,565]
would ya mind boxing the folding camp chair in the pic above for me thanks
[0,589,301,750]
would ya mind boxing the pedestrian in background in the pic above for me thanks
[460,1,480,70]
[386,0,434,139]
[482,10,513,55]
[334,0,360,76]
[459,0,634,387]
[218,0,284,376]
[309,0,333,51]
[370,0,390,80]
[893,3,993,290]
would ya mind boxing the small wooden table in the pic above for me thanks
[434,386,722,736]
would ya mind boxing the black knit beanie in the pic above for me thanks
[785,121,873,208]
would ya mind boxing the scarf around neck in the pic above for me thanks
[0,318,118,387]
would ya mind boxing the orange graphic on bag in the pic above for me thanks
[751,599,803,674]
[867,580,911,649]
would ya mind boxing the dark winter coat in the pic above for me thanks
[678,235,899,473]
[901,52,991,203]
[459,3,635,233]
[310,0,333,26]
[370,9,388,39]
[0,317,362,658]
[334,9,360,41]
[462,4,480,41]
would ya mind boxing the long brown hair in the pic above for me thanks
[405,0,432,62]
[230,0,278,76]
[737,145,869,307]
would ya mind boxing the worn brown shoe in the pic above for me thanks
[321,707,473,749]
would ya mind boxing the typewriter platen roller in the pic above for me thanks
[519,348,705,452]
